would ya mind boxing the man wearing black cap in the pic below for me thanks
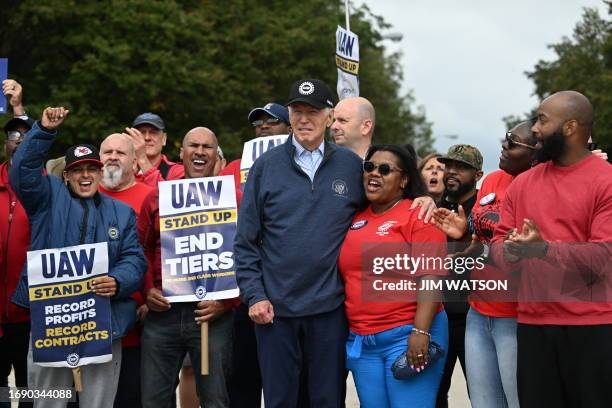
[221,102,300,408]
[235,79,363,407]
[10,107,146,408]
[1,114,34,408]
[125,112,184,186]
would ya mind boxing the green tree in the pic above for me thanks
[508,5,611,150]
[0,0,433,160]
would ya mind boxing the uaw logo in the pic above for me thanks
[195,286,207,300]
[331,179,348,197]
[376,220,398,236]
[298,81,314,95]
[66,353,80,367]
[74,146,93,157]
[108,227,120,240]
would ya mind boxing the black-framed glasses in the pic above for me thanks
[251,117,281,127]
[505,132,536,150]
[6,130,25,142]
[363,161,403,176]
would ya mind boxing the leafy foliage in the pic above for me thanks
[510,5,611,150]
[0,0,433,160]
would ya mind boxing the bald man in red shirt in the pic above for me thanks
[492,91,612,408]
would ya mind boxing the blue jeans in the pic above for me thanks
[141,303,233,408]
[346,311,448,408]
[465,308,519,408]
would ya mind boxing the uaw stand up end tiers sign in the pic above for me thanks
[159,175,239,375]
[158,175,239,302]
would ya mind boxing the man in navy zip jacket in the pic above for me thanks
[10,107,146,408]
[235,79,365,407]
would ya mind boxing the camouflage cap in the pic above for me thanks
[438,144,483,170]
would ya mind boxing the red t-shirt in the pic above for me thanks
[219,159,243,205]
[338,199,447,335]
[469,170,517,318]
[492,155,612,325]
[99,182,153,217]
[99,181,153,347]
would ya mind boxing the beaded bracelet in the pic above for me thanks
[411,327,431,339]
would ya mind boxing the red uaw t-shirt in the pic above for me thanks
[338,199,447,335]
[469,170,518,318]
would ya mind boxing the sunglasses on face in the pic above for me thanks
[363,161,403,176]
[6,130,25,142]
[251,117,281,127]
[505,132,536,150]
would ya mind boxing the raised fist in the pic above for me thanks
[41,107,70,130]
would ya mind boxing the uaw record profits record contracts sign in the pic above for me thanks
[159,176,239,302]
[239,134,288,191]
[27,242,112,367]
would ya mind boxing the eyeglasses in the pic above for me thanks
[363,161,403,176]
[251,117,281,127]
[505,132,536,150]
[6,130,25,142]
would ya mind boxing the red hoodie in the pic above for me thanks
[0,161,30,325]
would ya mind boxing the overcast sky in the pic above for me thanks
[359,0,608,173]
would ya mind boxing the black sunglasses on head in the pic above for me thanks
[363,161,403,176]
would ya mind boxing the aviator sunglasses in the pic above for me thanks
[505,132,536,150]
[363,161,404,176]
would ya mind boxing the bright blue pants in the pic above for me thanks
[346,311,448,408]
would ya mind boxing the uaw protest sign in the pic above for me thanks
[239,134,288,191]
[159,176,239,302]
[336,26,360,99]
[27,242,112,367]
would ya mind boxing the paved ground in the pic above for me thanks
[10,361,472,407]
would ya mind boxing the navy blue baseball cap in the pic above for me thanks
[132,112,165,131]
[247,102,290,125]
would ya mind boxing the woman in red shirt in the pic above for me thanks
[339,144,448,408]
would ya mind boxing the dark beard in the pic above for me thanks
[535,127,566,162]
[444,178,476,200]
